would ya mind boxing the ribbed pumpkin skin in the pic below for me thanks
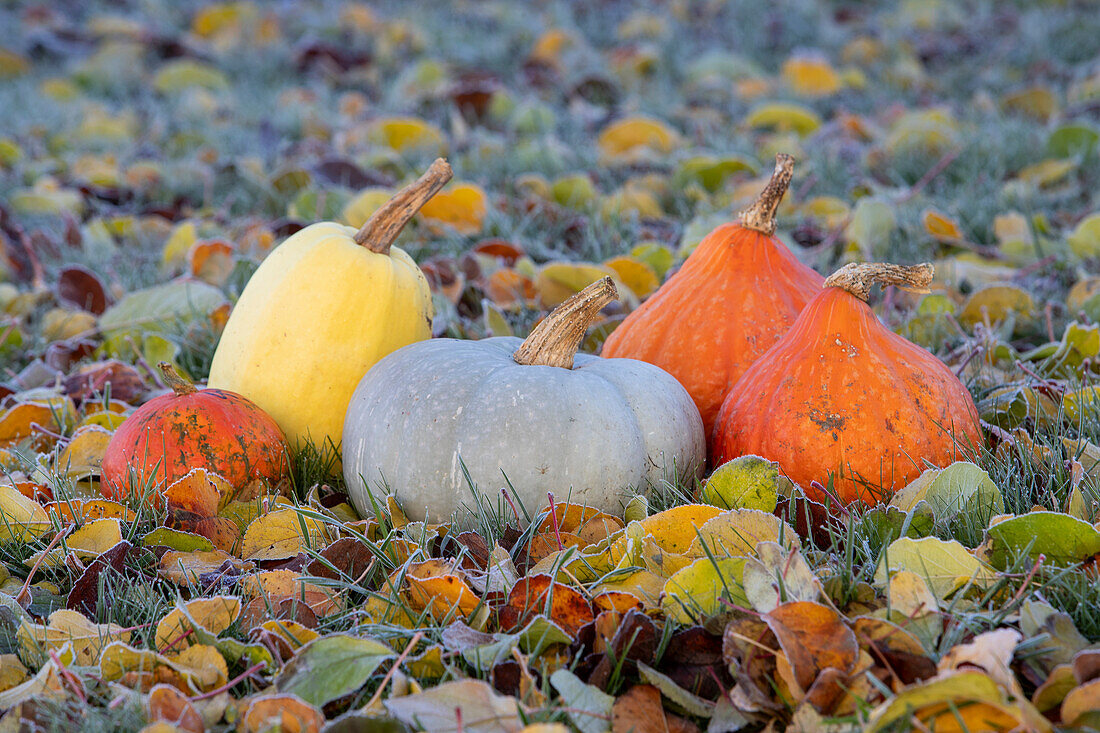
[712,287,982,506]
[602,222,824,439]
[100,388,290,500]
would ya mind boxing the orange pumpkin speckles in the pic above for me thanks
[100,363,290,507]
[713,263,983,506]
[601,154,823,444]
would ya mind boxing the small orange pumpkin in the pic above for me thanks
[100,363,290,502]
[601,154,824,442]
[712,263,982,506]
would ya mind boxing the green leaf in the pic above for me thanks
[985,512,1100,569]
[661,557,749,624]
[1048,124,1099,159]
[141,527,214,553]
[1069,213,1100,258]
[461,615,571,672]
[549,669,614,733]
[700,455,782,512]
[858,504,933,557]
[217,637,276,671]
[889,462,1003,533]
[276,634,394,706]
[672,155,758,193]
[845,198,897,256]
[98,279,227,359]
[874,536,994,598]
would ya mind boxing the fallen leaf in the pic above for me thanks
[276,634,394,706]
[241,693,325,733]
[385,678,524,733]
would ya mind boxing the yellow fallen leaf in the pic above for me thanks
[781,54,842,96]
[1068,213,1100,258]
[162,221,198,271]
[993,211,1031,247]
[18,609,130,666]
[600,187,663,221]
[686,508,800,559]
[341,187,394,228]
[0,48,30,78]
[57,425,112,480]
[884,108,960,159]
[597,117,679,162]
[530,29,578,67]
[259,619,319,652]
[661,557,749,624]
[801,196,850,229]
[0,396,76,444]
[44,498,136,523]
[240,508,331,561]
[153,60,229,93]
[0,655,27,693]
[27,518,124,568]
[240,570,343,617]
[922,209,964,243]
[1017,158,1076,188]
[744,102,822,136]
[404,560,482,619]
[535,262,618,308]
[606,504,724,565]
[42,308,97,343]
[419,183,487,235]
[957,285,1036,329]
[170,644,228,692]
[0,483,52,543]
[1001,86,1058,121]
[155,596,242,652]
[367,117,446,155]
[100,641,228,694]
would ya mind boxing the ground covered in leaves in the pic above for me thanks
[2,0,1100,731]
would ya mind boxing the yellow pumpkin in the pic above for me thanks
[207,159,450,455]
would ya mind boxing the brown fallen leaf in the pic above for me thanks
[613,683,699,733]
[147,683,204,733]
[241,693,324,733]
[500,574,594,635]
[763,601,859,692]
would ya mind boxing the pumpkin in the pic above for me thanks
[601,154,824,444]
[101,363,290,502]
[712,263,983,506]
[207,160,449,454]
[342,277,705,523]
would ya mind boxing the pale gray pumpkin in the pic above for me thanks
[343,278,705,523]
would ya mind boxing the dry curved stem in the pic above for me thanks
[353,158,453,254]
[157,362,198,395]
[513,277,618,369]
[824,262,934,302]
[738,153,794,236]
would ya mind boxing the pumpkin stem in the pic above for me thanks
[739,153,794,236]
[823,262,935,301]
[353,158,453,255]
[513,277,618,369]
[157,362,198,396]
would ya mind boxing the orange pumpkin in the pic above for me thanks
[712,263,983,506]
[100,363,290,502]
[601,154,823,442]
